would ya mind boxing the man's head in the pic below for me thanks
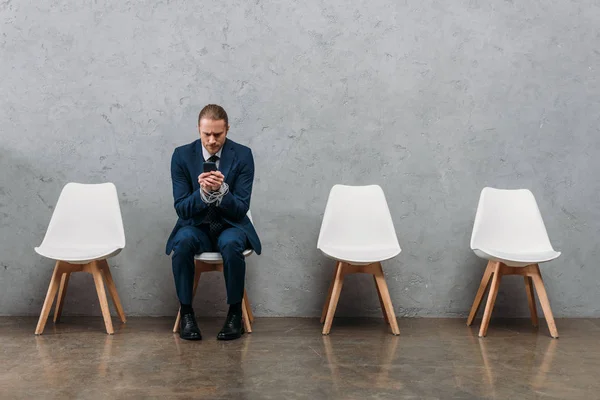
[198,104,229,155]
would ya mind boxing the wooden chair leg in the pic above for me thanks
[467,261,495,326]
[530,265,559,338]
[373,263,400,335]
[53,272,71,323]
[35,262,63,335]
[524,275,539,327]
[173,266,203,333]
[322,264,345,335]
[173,310,181,333]
[242,297,252,334]
[90,261,114,335]
[99,260,126,323]
[243,290,254,323]
[373,274,389,324]
[479,262,503,337]
[321,262,341,323]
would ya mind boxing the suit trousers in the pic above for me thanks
[171,224,248,305]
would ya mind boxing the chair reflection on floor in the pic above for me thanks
[322,334,401,393]
[35,333,114,385]
[463,326,558,397]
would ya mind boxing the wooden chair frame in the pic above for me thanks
[35,259,126,335]
[173,260,254,334]
[320,261,400,336]
[467,261,558,338]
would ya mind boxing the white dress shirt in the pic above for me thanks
[202,145,222,168]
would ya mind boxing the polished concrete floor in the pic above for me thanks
[1,317,599,399]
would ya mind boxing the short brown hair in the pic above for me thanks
[198,104,228,126]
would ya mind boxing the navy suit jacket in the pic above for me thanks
[165,138,262,255]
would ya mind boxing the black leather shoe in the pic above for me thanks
[217,309,243,341]
[180,311,202,341]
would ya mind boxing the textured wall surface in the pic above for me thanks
[1,0,599,318]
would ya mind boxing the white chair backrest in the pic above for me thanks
[39,183,126,250]
[317,184,400,250]
[471,187,554,253]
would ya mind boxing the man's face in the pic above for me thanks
[199,118,228,154]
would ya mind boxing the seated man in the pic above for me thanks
[166,104,261,341]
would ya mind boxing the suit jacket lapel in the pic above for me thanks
[219,138,235,182]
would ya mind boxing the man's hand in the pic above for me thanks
[198,171,224,193]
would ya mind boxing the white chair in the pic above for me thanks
[467,187,560,338]
[318,185,401,335]
[34,183,127,335]
[172,212,256,334]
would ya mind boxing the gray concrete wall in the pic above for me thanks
[1,0,599,318]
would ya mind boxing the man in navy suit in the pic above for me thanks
[166,104,261,341]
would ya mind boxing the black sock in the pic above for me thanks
[229,302,242,314]
[181,303,193,314]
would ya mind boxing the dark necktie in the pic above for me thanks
[205,155,224,239]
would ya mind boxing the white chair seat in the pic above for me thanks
[35,182,126,263]
[473,247,561,267]
[317,185,402,264]
[35,245,123,264]
[195,249,253,264]
[194,211,256,264]
[319,244,400,265]
[470,187,561,267]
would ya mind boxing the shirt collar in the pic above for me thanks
[201,144,223,161]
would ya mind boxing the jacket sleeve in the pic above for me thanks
[218,148,254,221]
[171,148,208,220]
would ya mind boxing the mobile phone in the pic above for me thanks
[203,162,217,173]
